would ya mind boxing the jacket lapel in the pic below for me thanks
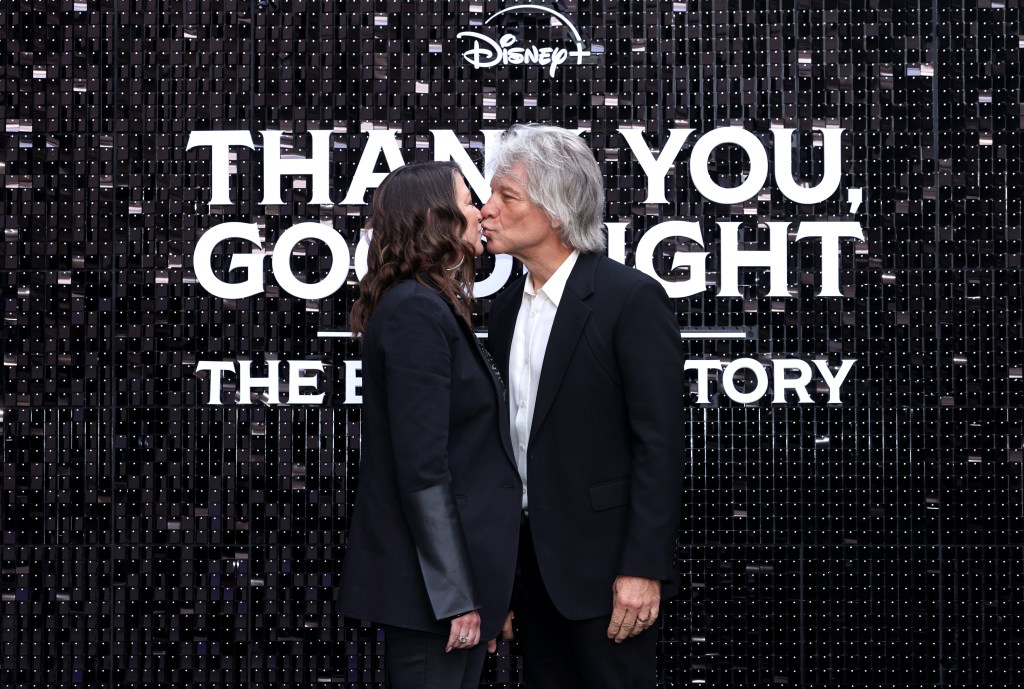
[486,279,524,470]
[487,277,525,385]
[529,253,597,442]
[449,303,519,471]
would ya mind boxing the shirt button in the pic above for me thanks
[530,312,537,319]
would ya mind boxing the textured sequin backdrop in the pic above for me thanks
[1,1,1021,687]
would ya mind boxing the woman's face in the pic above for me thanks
[455,174,484,257]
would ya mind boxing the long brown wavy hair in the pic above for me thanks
[349,161,477,334]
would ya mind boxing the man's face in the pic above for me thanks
[480,162,558,262]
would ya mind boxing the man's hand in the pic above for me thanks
[487,610,515,653]
[446,611,482,652]
[606,576,660,643]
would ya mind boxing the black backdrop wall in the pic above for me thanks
[2,1,1021,687]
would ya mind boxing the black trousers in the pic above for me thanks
[514,517,659,689]
[383,625,486,689]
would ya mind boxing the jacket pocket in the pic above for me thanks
[589,477,630,511]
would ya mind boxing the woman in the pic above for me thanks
[339,161,521,688]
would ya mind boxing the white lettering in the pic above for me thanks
[793,221,865,297]
[683,360,723,404]
[289,360,325,404]
[772,359,814,404]
[605,222,630,265]
[686,357,857,404]
[772,128,844,205]
[185,129,255,205]
[722,358,770,404]
[193,222,265,299]
[261,130,334,206]
[635,221,707,298]
[430,128,506,202]
[271,222,350,301]
[459,34,503,69]
[186,127,860,302]
[813,358,857,404]
[195,221,514,300]
[472,254,515,299]
[196,359,330,405]
[196,358,856,406]
[718,221,790,297]
[238,359,281,405]
[344,360,363,404]
[194,361,236,404]
[690,127,769,204]
[186,126,848,208]
[618,128,696,204]
[457,31,580,78]
[340,130,406,205]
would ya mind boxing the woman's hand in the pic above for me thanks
[446,611,482,652]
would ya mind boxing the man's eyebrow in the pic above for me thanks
[493,174,526,191]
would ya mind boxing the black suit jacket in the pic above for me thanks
[340,280,522,640]
[489,252,686,621]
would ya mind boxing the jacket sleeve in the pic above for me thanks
[613,278,686,582]
[378,290,479,620]
[400,484,478,621]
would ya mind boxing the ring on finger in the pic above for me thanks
[457,635,469,643]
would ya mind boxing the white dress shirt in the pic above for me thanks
[508,250,580,510]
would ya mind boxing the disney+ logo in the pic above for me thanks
[457,4,591,77]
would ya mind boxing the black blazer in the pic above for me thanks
[340,280,522,640]
[488,252,686,621]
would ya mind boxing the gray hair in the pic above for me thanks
[487,124,606,253]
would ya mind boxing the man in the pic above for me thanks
[481,124,686,688]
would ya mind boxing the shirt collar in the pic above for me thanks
[523,249,579,307]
